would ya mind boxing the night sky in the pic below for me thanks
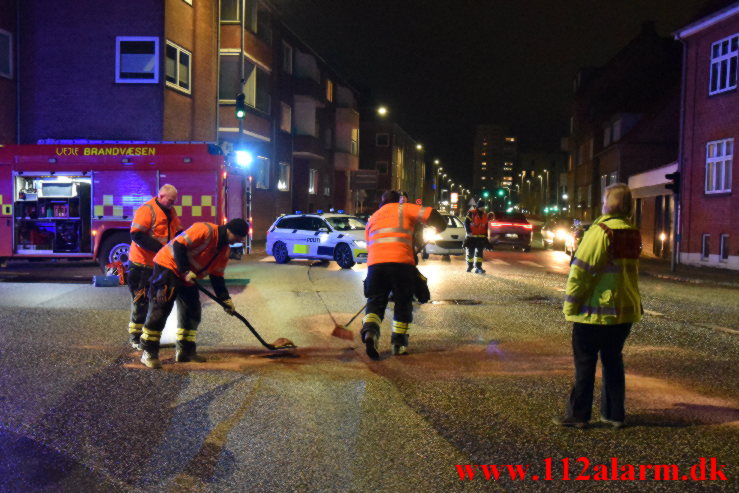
[272,0,713,186]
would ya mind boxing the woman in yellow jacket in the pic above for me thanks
[554,183,642,429]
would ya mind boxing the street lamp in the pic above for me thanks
[416,143,423,150]
[543,169,550,205]
[377,106,388,117]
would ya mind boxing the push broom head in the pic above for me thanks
[331,323,355,341]
[271,338,297,349]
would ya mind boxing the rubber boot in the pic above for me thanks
[175,341,206,363]
[391,333,409,356]
[466,262,473,272]
[361,322,381,360]
[128,333,142,350]
[141,350,162,369]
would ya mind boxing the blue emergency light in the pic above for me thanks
[235,150,253,167]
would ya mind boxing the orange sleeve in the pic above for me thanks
[176,223,207,248]
[130,204,153,233]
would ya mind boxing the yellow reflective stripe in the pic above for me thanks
[141,327,161,341]
[176,328,197,342]
[369,227,407,237]
[130,222,148,232]
[368,237,412,246]
[416,206,428,223]
[293,244,309,254]
[191,224,214,256]
[181,233,194,246]
[128,323,143,334]
[363,313,382,325]
[398,203,404,227]
[392,321,410,334]
[474,257,483,262]
[144,203,156,231]
[471,234,486,238]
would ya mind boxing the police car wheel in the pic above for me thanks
[334,243,355,269]
[273,241,290,264]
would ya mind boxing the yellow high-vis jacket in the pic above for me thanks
[563,214,643,325]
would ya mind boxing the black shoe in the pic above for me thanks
[475,267,486,274]
[363,333,380,360]
[141,351,162,369]
[392,344,408,356]
[129,334,141,349]
[552,416,588,429]
[599,416,625,429]
[175,351,206,363]
[466,264,473,272]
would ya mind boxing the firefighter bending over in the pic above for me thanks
[361,190,446,359]
[464,200,491,274]
[139,218,249,369]
[127,184,181,348]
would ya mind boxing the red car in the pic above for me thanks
[488,212,533,252]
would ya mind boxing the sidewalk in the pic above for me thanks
[639,257,739,288]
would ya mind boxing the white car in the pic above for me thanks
[266,213,368,269]
[421,214,465,259]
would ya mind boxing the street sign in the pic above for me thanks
[350,170,378,190]
[415,198,422,205]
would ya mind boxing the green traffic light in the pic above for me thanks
[497,189,505,197]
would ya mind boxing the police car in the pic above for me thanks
[266,212,368,269]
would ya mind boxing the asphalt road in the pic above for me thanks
[0,248,737,492]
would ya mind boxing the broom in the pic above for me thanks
[330,303,367,341]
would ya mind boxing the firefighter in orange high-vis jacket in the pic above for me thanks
[139,218,249,369]
[361,190,446,359]
[464,200,492,274]
[127,184,181,348]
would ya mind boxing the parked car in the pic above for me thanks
[488,212,533,251]
[541,217,576,250]
[421,214,465,259]
[266,212,368,269]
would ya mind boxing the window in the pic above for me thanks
[182,0,192,5]
[0,29,12,79]
[326,78,334,102]
[709,34,738,95]
[351,128,359,155]
[219,55,270,114]
[221,0,239,21]
[323,173,331,196]
[376,161,388,174]
[702,234,710,260]
[245,0,258,32]
[612,120,622,142]
[282,42,293,74]
[603,126,611,147]
[600,174,607,194]
[705,138,733,193]
[255,156,270,190]
[609,171,618,184]
[277,162,290,191]
[116,37,159,83]
[165,41,191,93]
[720,234,730,261]
[309,169,318,195]
[280,102,292,133]
[376,133,390,147]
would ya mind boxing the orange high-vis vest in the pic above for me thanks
[154,222,230,278]
[366,203,432,266]
[467,210,489,236]
[129,197,182,267]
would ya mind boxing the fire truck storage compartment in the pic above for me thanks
[13,174,92,254]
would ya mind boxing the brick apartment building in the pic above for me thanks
[472,124,517,196]
[675,1,739,269]
[0,0,17,144]
[2,0,360,241]
[567,21,682,228]
[358,120,425,213]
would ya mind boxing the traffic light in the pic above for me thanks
[497,188,505,197]
[481,190,490,198]
[235,93,246,120]
[665,171,680,194]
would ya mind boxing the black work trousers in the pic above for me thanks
[127,263,153,326]
[140,264,202,355]
[566,322,632,422]
[364,262,416,327]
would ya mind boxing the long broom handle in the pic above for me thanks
[194,281,277,350]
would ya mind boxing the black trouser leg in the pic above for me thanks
[127,264,152,339]
[175,283,202,355]
[363,265,391,339]
[390,264,416,346]
[566,323,599,421]
[599,323,631,422]
[140,265,179,355]
[474,246,484,268]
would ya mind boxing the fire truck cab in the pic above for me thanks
[0,142,252,270]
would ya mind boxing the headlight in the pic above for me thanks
[423,228,441,242]
[555,228,568,240]
[353,240,367,248]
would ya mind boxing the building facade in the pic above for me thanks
[675,2,739,269]
[0,0,16,145]
[567,22,682,223]
[472,124,517,194]
[5,0,360,241]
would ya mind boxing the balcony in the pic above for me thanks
[292,135,325,160]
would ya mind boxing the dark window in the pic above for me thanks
[221,0,240,21]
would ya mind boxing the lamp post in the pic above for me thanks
[543,169,550,206]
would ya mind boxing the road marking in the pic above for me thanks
[259,257,274,262]
[487,259,509,265]
[644,309,664,317]
[519,260,544,268]
[697,323,739,335]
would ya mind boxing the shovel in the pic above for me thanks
[195,282,296,351]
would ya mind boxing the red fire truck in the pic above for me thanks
[0,142,252,270]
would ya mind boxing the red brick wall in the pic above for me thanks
[680,15,739,259]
